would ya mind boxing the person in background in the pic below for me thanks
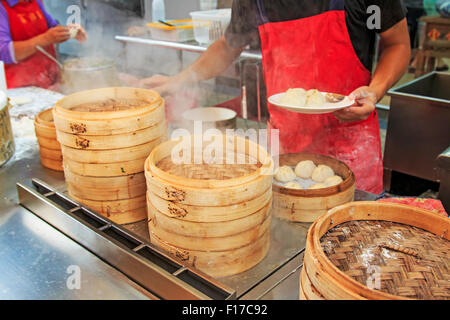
[0,0,86,89]
[140,0,411,195]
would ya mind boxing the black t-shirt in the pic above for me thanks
[225,0,406,71]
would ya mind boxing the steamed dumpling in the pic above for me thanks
[295,160,317,179]
[285,182,303,190]
[309,183,326,190]
[312,165,335,183]
[305,89,326,107]
[280,88,307,106]
[324,175,344,187]
[275,166,296,183]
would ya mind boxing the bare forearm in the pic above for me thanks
[369,43,410,101]
[13,34,47,62]
[369,19,411,101]
[176,36,244,84]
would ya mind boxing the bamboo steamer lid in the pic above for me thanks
[69,192,146,215]
[53,87,164,135]
[272,153,355,223]
[53,100,165,136]
[149,228,271,279]
[301,202,450,300]
[147,196,272,238]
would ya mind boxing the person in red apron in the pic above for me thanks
[0,0,86,89]
[140,0,411,194]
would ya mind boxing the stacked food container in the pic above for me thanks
[53,87,167,224]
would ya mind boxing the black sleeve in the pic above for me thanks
[224,0,260,49]
[371,0,407,33]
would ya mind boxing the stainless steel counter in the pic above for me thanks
[0,87,377,300]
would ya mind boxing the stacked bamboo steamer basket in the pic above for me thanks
[34,108,64,171]
[300,202,450,300]
[34,108,63,171]
[53,87,166,225]
[273,153,355,223]
[145,135,274,278]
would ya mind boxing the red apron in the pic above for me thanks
[2,0,59,89]
[257,0,383,194]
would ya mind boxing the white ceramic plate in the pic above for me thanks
[268,92,355,114]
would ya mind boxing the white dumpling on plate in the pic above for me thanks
[324,175,344,187]
[312,164,335,183]
[295,160,316,179]
[280,88,307,107]
[274,165,296,183]
[305,89,326,107]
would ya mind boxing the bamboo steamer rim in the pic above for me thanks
[308,201,450,300]
[53,99,165,136]
[146,187,272,223]
[146,135,274,189]
[55,87,162,120]
[273,153,355,197]
[147,197,272,238]
[145,168,272,207]
[40,157,64,172]
[300,266,325,300]
[149,215,272,252]
[68,192,146,213]
[149,229,270,278]
[60,137,164,163]
[64,170,146,188]
[304,223,365,300]
[35,108,55,128]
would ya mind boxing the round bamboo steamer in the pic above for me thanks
[63,157,148,177]
[67,181,146,201]
[149,229,270,278]
[147,196,272,238]
[34,108,57,139]
[56,121,166,150]
[301,202,450,300]
[64,170,146,189]
[53,87,164,135]
[69,192,146,215]
[147,187,272,223]
[40,157,63,172]
[149,214,271,252]
[60,137,163,164]
[272,153,355,223]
